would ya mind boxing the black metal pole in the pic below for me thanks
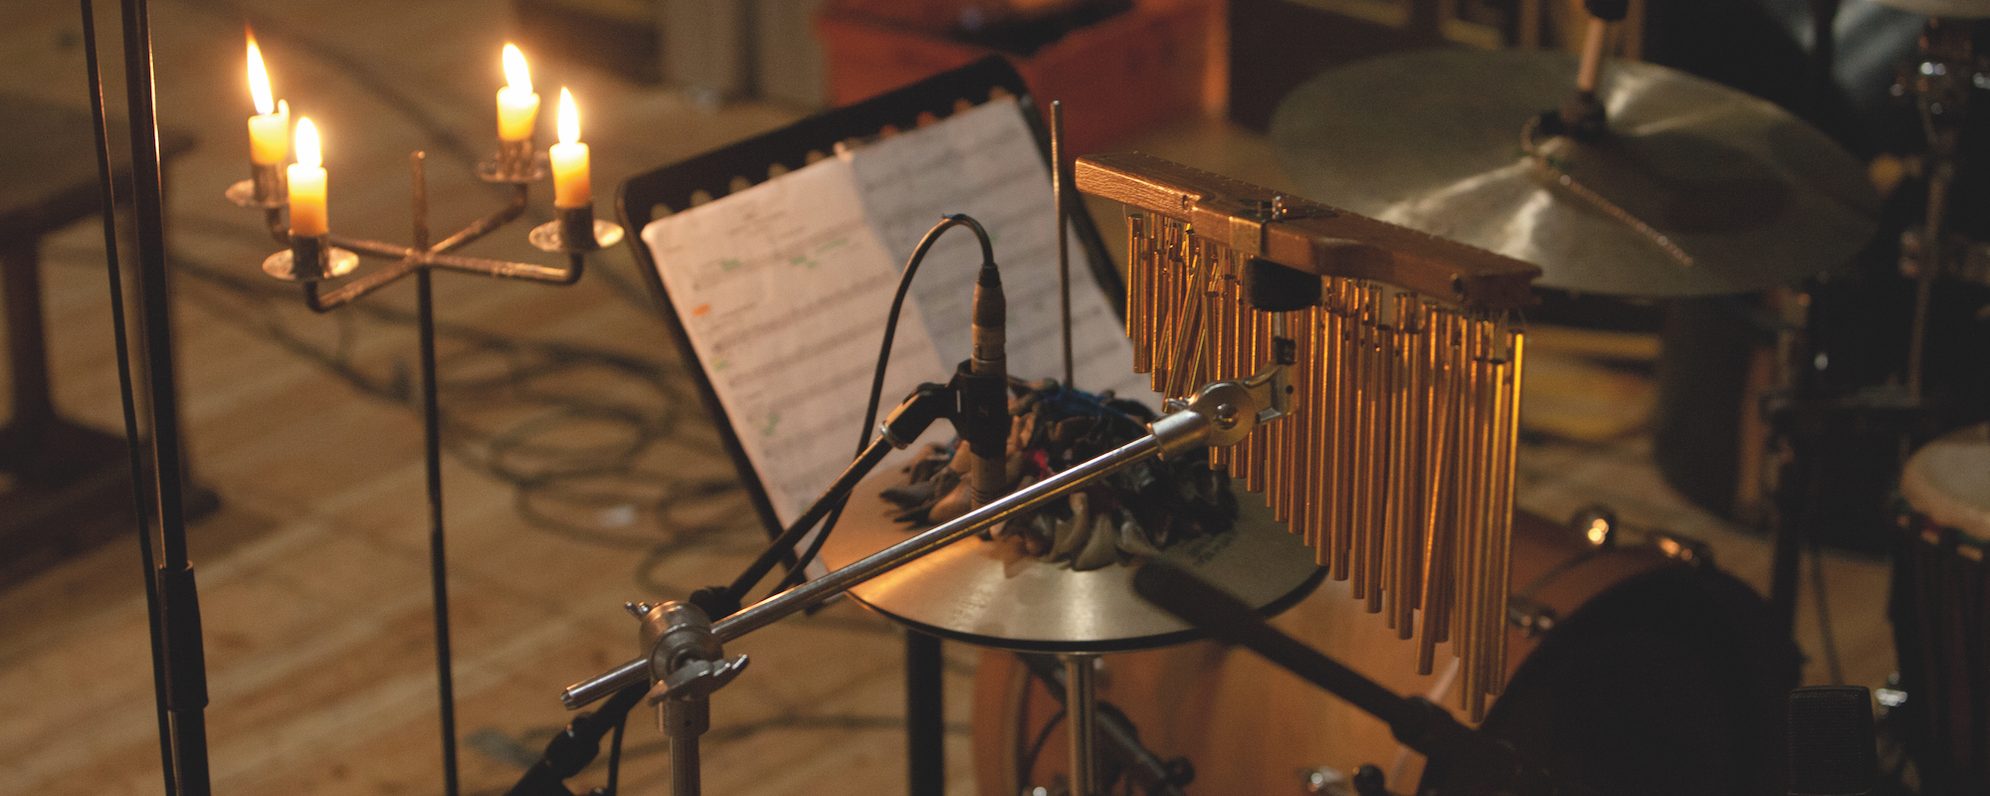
[116,0,211,791]
[78,1,176,792]
[907,631,945,795]
[420,269,462,795]
[411,153,463,796]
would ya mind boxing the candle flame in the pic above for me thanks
[247,31,274,116]
[502,43,532,95]
[295,117,322,168]
[557,87,579,145]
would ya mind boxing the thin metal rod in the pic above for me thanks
[1064,654,1099,796]
[907,632,945,796]
[561,415,1202,708]
[1907,160,1948,398]
[1575,17,1608,94]
[430,185,527,253]
[117,0,210,790]
[78,1,174,791]
[1051,100,1074,388]
[671,734,701,796]
[412,152,462,796]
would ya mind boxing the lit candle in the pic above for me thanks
[245,33,289,165]
[496,43,539,143]
[549,87,591,209]
[287,117,329,237]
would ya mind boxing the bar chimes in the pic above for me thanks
[1076,153,1539,719]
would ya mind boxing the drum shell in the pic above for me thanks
[1889,423,1990,795]
[973,510,1796,795]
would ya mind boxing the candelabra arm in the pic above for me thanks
[422,251,580,284]
[431,184,529,255]
[303,258,419,312]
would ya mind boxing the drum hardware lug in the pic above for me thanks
[1298,765,1353,795]
[1507,596,1558,636]
[1645,530,1714,567]
[1570,505,1618,549]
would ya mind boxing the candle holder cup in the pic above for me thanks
[479,138,549,184]
[226,162,288,208]
[264,232,357,282]
[531,204,623,253]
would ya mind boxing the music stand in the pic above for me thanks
[616,56,1124,795]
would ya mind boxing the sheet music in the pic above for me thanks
[643,97,1154,524]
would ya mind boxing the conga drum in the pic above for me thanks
[1892,423,1990,795]
[974,510,1796,795]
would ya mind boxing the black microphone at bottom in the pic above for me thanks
[1131,561,1591,796]
[1785,685,1876,796]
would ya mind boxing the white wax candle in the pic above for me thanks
[249,100,289,166]
[246,36,288,165]
[496,43,540,142]
[550,87,591,208]
[287,117,329,237]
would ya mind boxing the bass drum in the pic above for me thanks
[973,511,1797,795]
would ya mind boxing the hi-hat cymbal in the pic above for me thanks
[1875,0,1990,18]
[1271,49,1879,297]
[817,472,1324,653]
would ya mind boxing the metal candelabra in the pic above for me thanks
[223,141,624,796]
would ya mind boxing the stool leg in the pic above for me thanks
[0,240,59,476]
[2,239,57,431]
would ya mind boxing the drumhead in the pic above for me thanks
[1425,565,1798,795]
[1901,423,1990,539]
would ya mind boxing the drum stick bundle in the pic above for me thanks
[1083,154,1539,718]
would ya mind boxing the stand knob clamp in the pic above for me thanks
[634,602,750,736]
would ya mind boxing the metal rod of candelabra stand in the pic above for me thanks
[117,0,212,790]
[411,152,463,796]
[78,1,175,791]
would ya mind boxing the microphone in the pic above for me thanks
[964,259,1007,507]
[1785,686,1876,796]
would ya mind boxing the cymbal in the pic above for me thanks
[1875,0,1990,18]
[1270,49,1879,297]
[817,472,1324,653]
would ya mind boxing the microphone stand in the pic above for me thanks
[557,371,1284,796]
[1131,560,1593,796]
[504,379,966,795]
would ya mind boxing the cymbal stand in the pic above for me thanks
[1551,0,1630,139]
[1018,654,1193,796]
[1900,18,1982,399]
[1065,653,1100,796]
[561,371,1288,795]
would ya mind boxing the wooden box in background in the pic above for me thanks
[816,0,1225,156]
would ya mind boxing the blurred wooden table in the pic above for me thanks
[0,94,207,584]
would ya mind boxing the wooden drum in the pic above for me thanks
[1892,423,1990,795]
[973,511,1795,795]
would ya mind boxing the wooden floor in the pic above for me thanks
[0,2,1893,794]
